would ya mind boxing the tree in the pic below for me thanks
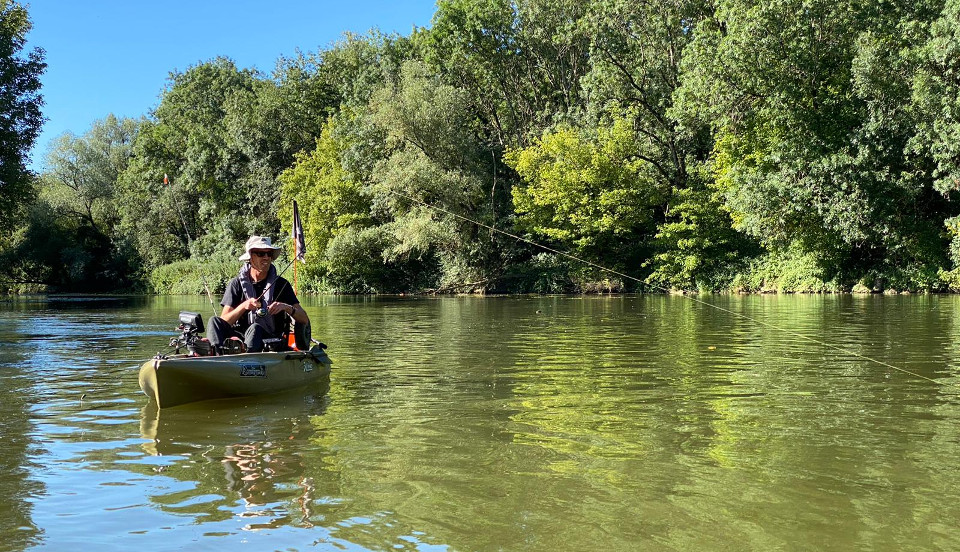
[0,0,44,228]
[424,0,591,148]
[584,0,712,192]
[280,60,512,292]
[1,116,140,291]
[678,0,951,287]
[368,60,510,291]
[278,119,376,291]
[41,115,139,239]
[507,120,667,271]
[500,0,745,290]
[117,58,282,270]
[909,0,960,283]
[580,0,747,289]
[117,53,364,278]
[319,30,415,109]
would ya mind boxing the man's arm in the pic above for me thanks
[267,300,308,324]
[221,298,260,326]
[269,281,309,325]
[218,279,259,325]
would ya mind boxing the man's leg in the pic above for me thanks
[243,323,271,353]
[207,317,240,353]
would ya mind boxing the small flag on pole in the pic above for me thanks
[292,200,306,262]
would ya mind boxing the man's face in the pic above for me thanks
[249,249,274,271]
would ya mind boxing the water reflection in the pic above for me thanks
[0,308,43,550]
[3,295,960,550]
[138,392,329,529]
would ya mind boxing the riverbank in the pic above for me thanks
[3,286,955,301]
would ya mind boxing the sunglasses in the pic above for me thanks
[250,251,274,258]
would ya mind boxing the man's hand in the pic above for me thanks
[267,301,292,316]
[221,297,262,326]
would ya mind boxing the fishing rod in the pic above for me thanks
[248,217,310,318]
[245,241,322,350]
[249,254,299,319]
[164,174,218,318]
[388,188,950,387]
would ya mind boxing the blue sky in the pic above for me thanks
[25,0,437,171]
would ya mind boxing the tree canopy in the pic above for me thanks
[9,0,960,294]
[0,0,44,228]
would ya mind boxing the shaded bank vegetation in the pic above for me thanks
[6,0,960,295]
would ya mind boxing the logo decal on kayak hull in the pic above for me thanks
[239,364,267,378]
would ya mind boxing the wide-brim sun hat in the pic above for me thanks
[239,235,282,261]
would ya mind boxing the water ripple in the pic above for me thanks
[2,295,960,551]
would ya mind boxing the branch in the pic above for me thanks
[0,276,52,286]
[598,45,671,130]
[421,278,493,294]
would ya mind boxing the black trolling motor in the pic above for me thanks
[169,311,214,356]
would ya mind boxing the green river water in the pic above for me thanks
[0,294,958,551]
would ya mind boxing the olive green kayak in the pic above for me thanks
[138,348,332,408]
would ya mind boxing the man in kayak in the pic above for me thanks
[206,236,310,353]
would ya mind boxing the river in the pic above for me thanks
[0,294,958,551]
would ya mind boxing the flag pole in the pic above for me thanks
[291,200,305,296]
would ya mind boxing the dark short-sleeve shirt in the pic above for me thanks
[221,275,299,333]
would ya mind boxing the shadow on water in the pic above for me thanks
[0,294,152,309]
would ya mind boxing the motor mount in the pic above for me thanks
[170,311,212,356]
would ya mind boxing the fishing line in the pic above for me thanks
[164,174,218,318]
[389,189,949,387]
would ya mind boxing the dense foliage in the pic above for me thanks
[9,0,960,294]
[0,0,43,214]
[0,0,44,291]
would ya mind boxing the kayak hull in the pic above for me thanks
[138,349,332,408]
